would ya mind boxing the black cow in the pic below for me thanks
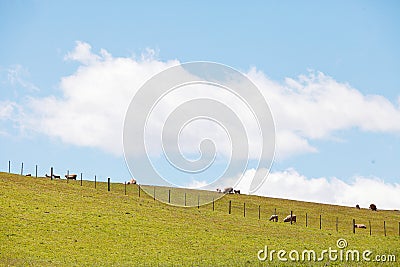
[369,204,377,211]
[269,215,278,222]
[65,174,77,180]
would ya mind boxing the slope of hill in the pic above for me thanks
[0,172,399,266]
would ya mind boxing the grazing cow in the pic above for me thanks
[127,178,136,185]
[234,190,241,194]
[65,174,77,180]
[369,204,377,211]
[46,174,61,179]
[354,224,367,229]
[269,215,278,222]
[216,188,222,193]
[223,187,234,194]
[283,214,296,223]
[26,174,32,177]
[356,204,360,209]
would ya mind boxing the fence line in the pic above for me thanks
[5,160,400,237]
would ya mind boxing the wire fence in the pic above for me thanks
[4,160,400,237]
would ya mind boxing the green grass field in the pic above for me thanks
[0,172,399,266]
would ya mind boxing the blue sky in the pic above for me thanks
[1,1,399,208]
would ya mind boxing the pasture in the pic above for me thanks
[0,172,399,266]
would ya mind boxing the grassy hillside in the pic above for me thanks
[0,172,399,266]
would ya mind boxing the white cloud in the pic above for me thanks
[1,64,39,94]
[185,179,209,189]
[234,168,400,210]
[22,43,179,155]
[0,101,16,119]
[247,68,400,159]
[13,41,400,161]
[0,101,21,136]
[64,41,102,65]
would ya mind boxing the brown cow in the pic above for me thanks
[46,174,60,179]
[65,174,77,180]
[369,204,377,211]
[356,204,360,209]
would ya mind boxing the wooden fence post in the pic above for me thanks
[353,219,355,234]
[306,213,308,227]
[50,167,53,180]
[243,203,246,217]
[212,198,215,211]
[229,200,231,214]
[184,193,186,206]
[258,205,261,220]
[336,217,338,232]
[168,189,171,203]
[107,177,110,191]
[290,211,293,225]
[319,214,322,229]
[138,185,141,197]
[35,165,38,178]
[384,221,386,237]
[369,220,372,236]
[80,173,83,186]
[20,162,23,175]
[94,175,97,188]
[8,160,11,173]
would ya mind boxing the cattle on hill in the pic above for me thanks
[127,178,136,185]
[269,215,278,222]
[234,190,241,194]
[369,204,377,211]
[354,224,367,229]
[223,187,233,194]
[65,174,77,180]
[216,189,222,193]
[46,174,61,179]
[283,214,296,223]
[356,204,360,209]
